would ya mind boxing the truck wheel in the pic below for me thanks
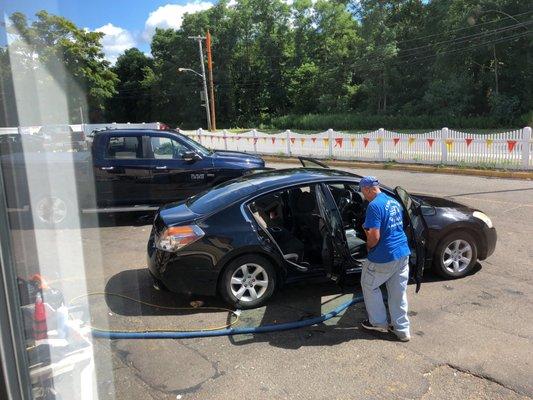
[33,194,75,228]
[433,232,478,278]
[219,255,276,309]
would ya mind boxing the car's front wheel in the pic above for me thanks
[219,255,276,309]
[434,232,478,278]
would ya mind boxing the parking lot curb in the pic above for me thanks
[263,156,533,180]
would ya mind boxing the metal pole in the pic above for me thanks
[206,31,216,131]
[79,106,85,135]
[189,36,211,131]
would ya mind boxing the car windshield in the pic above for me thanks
[179,133,212,156]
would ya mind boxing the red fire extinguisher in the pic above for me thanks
[34,292,48,340]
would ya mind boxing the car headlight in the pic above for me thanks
[473,211,493,228]
[156,225,205,252]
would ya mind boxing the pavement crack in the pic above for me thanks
[176,341,225,394]
[109,342,168,399]
[421,363,533,399]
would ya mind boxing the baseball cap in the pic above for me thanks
[359,176,379,188]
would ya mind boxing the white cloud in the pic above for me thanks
[95,23,136,64]
[142,1,213,42]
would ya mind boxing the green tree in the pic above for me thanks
[6,10,117,123]
[105,0,531,129]
[106,48,154,122]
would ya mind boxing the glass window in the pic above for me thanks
[105,136,142,159]
[179,134,211,156]
[150,136,188,159]
[0,1,519,399]
[186,179,256,214]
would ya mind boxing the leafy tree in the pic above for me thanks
[5,10,117,124]
[106,48,154,123]
[103,0,532,128]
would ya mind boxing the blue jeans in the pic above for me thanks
[361,256,410,334]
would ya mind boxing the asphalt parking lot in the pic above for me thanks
[14,163,533,399]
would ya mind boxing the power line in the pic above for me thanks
[110,27,531,98]
[384,9,533,45]
[385,30,531,70]
[112,17,531,96]
[396,21,532,56]
[113,11,532,91]
[113,32,530,97]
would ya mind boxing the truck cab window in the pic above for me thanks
[106,136,142,159]
[150,136,188,159]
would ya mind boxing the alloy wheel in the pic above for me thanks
[442,239,472,275]
[230,263,269,303]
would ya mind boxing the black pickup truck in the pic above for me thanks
[1,129,265,226]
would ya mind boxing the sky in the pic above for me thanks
[1,0,219,63]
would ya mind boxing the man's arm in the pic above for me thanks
[365,228,380,251]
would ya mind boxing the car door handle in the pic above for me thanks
[100,166,114,170]
[155,166,167,170]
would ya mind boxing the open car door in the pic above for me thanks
[299,157,329,169]
[315,184,356,280]
[395,186,428,293]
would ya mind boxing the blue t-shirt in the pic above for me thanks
[363,192,411,263]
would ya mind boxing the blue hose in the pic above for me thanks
[92,294,365,339]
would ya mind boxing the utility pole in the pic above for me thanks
[206,30,216,131]
[493,44,499,95]
[188,35,211,131]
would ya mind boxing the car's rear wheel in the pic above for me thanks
[219,255,276,309]
[434,231,478,278]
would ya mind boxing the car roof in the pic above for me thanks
[94,129,179,136]
[181,167,363,216]
[233,167,360,194]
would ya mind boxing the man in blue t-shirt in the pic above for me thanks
[359,176,411,341]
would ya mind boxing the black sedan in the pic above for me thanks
[147,159,497,308]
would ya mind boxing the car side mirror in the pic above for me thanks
[182,150,201,162]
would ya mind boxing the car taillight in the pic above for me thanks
[156,225,204,252]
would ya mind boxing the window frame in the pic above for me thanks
[103,134,145,160]
[149,135,190,160]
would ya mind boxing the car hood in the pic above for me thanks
[211,151,264,167]
[414,194,474,212]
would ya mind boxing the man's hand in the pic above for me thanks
[365,228,380,251]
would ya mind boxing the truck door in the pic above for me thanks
[148,135,212,203]
[394,186,428,292]
[94,133,153,206]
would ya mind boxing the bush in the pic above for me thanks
[270,112,526,131]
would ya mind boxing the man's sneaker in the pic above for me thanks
[361,319,388,333]
[388,326,411,342]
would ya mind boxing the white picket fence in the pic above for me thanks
[181,127,532,170]
[2,123,530,169]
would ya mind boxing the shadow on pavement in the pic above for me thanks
[227,277,395,348]
[98,264,482,346]
[103,268,227,317]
